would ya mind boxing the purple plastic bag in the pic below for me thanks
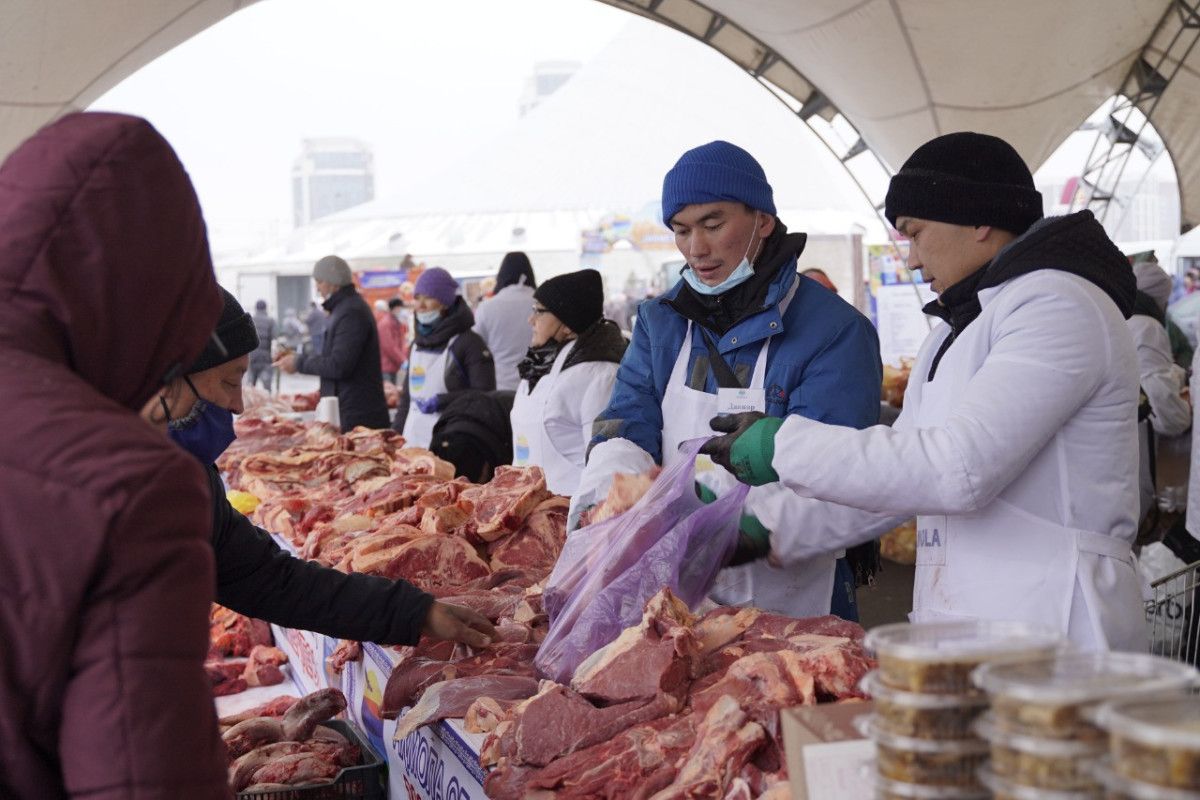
[534,438,748,683]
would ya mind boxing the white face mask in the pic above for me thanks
[681,213,761,296]
[416,309,441,325]
[392,310,405,321]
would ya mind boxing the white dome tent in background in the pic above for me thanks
[217,19,882,308]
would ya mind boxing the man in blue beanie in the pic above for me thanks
[701,132,1147,652]
[576,140,883,620]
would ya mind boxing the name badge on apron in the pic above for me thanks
[716,387,766,416]
[915,518,947,566]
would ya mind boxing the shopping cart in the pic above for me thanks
[1145,558,1200,665]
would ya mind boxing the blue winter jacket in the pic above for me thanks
[591,258,883,462]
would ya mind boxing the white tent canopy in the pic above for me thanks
[5,0,1199,223]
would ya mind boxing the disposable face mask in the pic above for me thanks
[416,309,441,325]
[166,379,237,465]
[681,213,760,296]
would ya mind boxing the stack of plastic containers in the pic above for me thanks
[970,653,1198,800]
[1091,695,1200,800]
[859,621,1063,800]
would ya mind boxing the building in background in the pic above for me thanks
[292,137,375,227]
[518,60,580,116]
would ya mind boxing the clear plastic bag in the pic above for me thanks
[534,438,747,683]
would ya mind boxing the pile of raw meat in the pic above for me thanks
[382,586,873,798]
[219,689,363,792]
[208,605,288,697]
[221,418,569,588]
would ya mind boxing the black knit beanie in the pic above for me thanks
[188,287,259,373]
[496,251,536,291]
[884,132,1044,235]
[534,269,603,334]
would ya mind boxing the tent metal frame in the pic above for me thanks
[1071,0,1200,230]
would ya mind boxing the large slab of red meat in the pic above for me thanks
[381,643,539,717]
[459,466,550,542]
[488,496,568,572]
[363,533,491,589]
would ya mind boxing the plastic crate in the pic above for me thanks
[238,720,385,800]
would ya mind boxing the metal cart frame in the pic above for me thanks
[1145,559,1200,665]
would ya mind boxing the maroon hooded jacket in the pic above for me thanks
[0,114,230,798]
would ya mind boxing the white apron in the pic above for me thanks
[511,341,582,496]
[402,335,456,450]
[661,279,836,618]
[910,337,1146,651]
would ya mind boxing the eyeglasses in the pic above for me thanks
[531,306,551,315]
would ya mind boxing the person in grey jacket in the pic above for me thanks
[276,254,391,431]
[247,298,275,390]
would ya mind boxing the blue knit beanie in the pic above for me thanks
[661,140,776,227]
[413,267,459,308]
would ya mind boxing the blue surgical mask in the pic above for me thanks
[168,398,237,465]
[680,213,761,296]
[416,309,441,325]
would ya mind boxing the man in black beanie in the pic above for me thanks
[703,131,1147,652]
[153,287,497,650]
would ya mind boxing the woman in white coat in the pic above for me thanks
[510,269,627,496]
[704,133,1147,653]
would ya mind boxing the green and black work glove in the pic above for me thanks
[694,482,771,566]
[699,411,784,486]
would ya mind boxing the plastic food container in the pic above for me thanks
[872,771,989,799]
[861,670,988,740]
[860,713,989,787]
[972,652,1197,741]
[863,621,1063,695]
[974,712,1103,791]
[977,765,1104,800]
[1094,697,1200,790]
[1090,759,1200,800]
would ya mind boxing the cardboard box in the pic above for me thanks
[782,700,875,800]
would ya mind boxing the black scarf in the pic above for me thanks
[922,211,1135,381]
[518,339,566,390]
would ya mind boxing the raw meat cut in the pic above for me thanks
[209,605,272,658]
[219,696,301,729]
[570,588,699,704]
[489,681,681,767]
[392,675,541,740]
[463,697,520,734]
[326,639,362,674]
[381,644,539,716]
[246,752,339,786]
[222,688,347,758]
[368,534,491,589]
[391,447,455,479]
[579,468,660,528]
[243,645,288,687]
[228,737,363,792]
[689,650,818,720]
[459,466,549,541]
[648,696,766,799]
[488,496,568,572]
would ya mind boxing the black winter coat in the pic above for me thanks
[393,297,496,432]
[208,465,433,645]
[296,285,390,431]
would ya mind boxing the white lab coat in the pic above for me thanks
[1127,314,1191,521]
[510,341,619,496]
[760,270,1147,652]
[473,283,535,391]
[1185,346,1200,542]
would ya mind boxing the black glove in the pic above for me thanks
[699,411,768,474]
[728,513,771,566]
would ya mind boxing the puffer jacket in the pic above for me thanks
[296,284,391,431]
[590,225,882,463]
[0,113,228,798]
[393,297,496,432]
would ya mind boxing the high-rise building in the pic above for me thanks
[518,60,581,117]
[292,138,374,227]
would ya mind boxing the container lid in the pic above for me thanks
[858,713,990,754]
[973,712,1105,757]
[863,621,1063,664]
[1093,696,1200,749]
[861,671,990,709]
[871,771,990,799]
[1090,759,1200,800]
[972,652,1198,705]
[977,766,1103,800]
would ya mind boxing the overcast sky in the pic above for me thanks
[91,0,632,242]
